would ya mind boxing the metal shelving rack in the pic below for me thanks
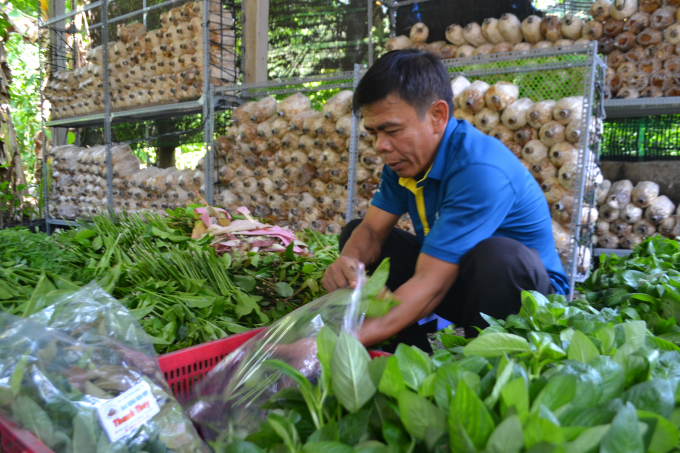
[38,0,240,232]
[437,43,606,297]
[213,68,362,222]
[603,98,680,119]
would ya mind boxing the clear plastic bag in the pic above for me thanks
[0,282,210,453]
[186,261,393,444]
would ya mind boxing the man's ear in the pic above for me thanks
[429,99,449,134]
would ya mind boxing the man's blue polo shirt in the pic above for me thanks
[371,118,570,295]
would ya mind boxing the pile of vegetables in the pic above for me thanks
[206,235,680,453]
[0,206,339,353]
[220,289,680,452]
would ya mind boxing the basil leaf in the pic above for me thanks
[331,332,376,413]
[394,344,431,391]
[464,332,531,357]
[531,374,576,414]
[485,414,523,453]
[600,402,644,453]
[567,330,600,363]
[363,258,390,299]
[500,376,529,422]
[622,378,675,419]
[448,379,495,451]
[398,389,446,440]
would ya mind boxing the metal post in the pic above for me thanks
[388,1,396,38]
[367,0,373,67]
[142,0,147,28]
[345,64,362,222]
[38,11,51,233]
[102,0,114,210]
[145,122,151,166]
[566,41,600,300]
[203,0,214,205]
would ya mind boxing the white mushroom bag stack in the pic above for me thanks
[44,0,238,120]
[213,91,415,234]
[384,1,680,100]
[595,179,679,249]
[48,143,206,219]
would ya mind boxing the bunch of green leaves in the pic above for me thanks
[50,209,341,353]
[0,227,84,314]
[579,236,680,344]
[220,289,680,453]
[0,226,81,274]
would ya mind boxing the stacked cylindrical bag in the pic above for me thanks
[595,179,679,249]
[48,143,201,219]
[214,91,414,234]
[47,90,415,234]
[386,0,680,100]
[452,77,598,272]
[44,0,237,119]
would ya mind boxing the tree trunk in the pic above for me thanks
[157,146,175,168]
[154,120,178,168]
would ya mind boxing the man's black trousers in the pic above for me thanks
[339,219,555,353]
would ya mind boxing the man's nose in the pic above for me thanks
[374,134,391,153]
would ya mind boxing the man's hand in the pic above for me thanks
[323,207,400,293]
[323,256,364,292]
[357,253,459,347]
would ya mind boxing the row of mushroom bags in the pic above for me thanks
[45,0,237,119]
[47,90,415,235]
[386,0,680,99]
[595,179,679,248]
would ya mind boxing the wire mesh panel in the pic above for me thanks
[267,0,373,79]
[388,0,539,39]
[602,116,680,162]
[212,74,357,233]
[436,44,605,295]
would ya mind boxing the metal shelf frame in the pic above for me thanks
[594,248,633,258]
[39,0,238,232]
[604,98,680,119]
[438,42,605,299]
[216,69,360,223]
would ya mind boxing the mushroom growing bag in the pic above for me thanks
[0,282,209,453]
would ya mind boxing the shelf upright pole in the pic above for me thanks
[38,0,51,233]
[203,0,214,205]
[388,1,396,38]
[566,41,600,300]
[345,63,362,223]
[367,0,373,67]
[102,0,114,210]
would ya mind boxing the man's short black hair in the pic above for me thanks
[353,49,454,119]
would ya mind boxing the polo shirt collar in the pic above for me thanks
[426,118,459,182]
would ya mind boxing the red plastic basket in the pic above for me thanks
[0,328,390,452]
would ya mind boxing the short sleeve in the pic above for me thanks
[370,166,408,216]
[421,164,516,264]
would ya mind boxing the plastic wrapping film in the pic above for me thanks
[186,260,394,445]
[0,282,210,453]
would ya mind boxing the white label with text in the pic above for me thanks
[97,380,160,442]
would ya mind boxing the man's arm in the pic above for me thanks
[358,252,458,347]
[322,205,400,292]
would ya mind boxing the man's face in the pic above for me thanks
[363,94,446,179]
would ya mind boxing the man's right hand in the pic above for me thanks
[322,256,364,292]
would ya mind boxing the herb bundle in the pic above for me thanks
[0,207,340,353]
